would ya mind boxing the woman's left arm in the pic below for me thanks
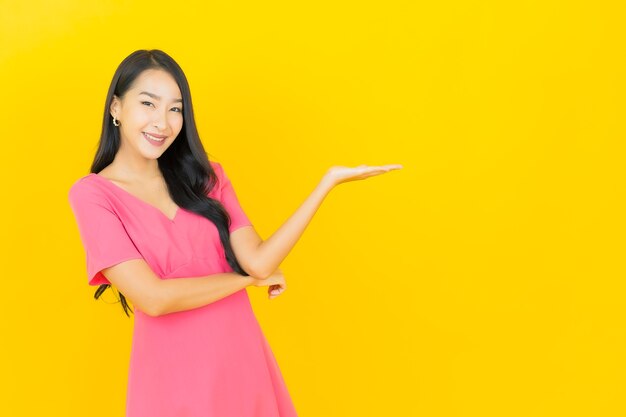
[231,164,403,279]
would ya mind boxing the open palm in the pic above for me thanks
[326,164,403,186]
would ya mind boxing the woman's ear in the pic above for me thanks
[110,95,120,118]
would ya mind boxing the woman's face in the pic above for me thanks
[110,69,184,159]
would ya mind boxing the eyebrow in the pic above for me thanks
[139,91,183,103]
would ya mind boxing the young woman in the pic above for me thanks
[68,49,402,417]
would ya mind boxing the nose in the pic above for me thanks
[152,111,167,130]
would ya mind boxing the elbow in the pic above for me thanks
[250,262,277,280]
[145,304,165,317]
[248,263,270,280]
[140,284,169,317]
[140,300,166,317]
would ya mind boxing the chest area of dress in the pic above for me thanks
[118,206,230,279]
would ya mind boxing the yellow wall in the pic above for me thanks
[1,0,624,415]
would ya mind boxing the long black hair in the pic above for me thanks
[90,49,248,316]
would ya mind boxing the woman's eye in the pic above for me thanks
[172,108,182,113]
[141,101,154,107]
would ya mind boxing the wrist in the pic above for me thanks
[319,175,336,193]
[240,274,257,287]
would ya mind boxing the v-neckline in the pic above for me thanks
[88,173,181,223]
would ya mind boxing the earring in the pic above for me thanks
[113,116,120,126]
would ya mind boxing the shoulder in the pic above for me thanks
[209,160,225,177]
[68,174,96,198]
[208,160,241,183]
[208,160,230,188]
[67,175,109,207]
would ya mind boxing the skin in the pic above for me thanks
[100,68,403,312]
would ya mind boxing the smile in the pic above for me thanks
[143,132,167,146]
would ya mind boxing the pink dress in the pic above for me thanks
[68,161,297,417]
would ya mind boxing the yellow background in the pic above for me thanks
[1,0,624,416]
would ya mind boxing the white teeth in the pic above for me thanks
[144,132,165,141]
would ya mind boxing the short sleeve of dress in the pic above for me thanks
[68,179,144,286]
[213,162,253,234]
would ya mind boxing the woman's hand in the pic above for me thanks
[251,268,287,300]
[324,164,403,187]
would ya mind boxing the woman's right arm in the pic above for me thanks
[100,258,256,317]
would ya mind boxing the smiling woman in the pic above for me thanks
[67,49,298,417]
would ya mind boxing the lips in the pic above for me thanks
[143,132,167,147]
[143,132,167,140]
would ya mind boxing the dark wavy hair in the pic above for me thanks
[90,49,247,316]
